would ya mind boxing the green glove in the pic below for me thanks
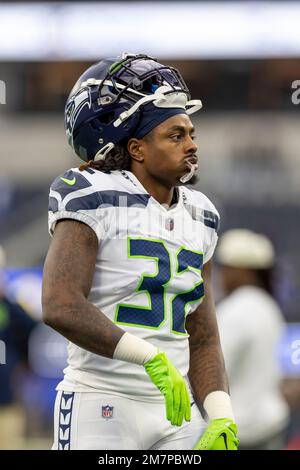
[144,351,191,426]
[194,418,239,450]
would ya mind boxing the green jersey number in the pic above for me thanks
[115,238,204,334]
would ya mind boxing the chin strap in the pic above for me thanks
[114,86,202,128]
[94,142,115,161]
[185,99,203,115]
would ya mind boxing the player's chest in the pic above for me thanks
[101,205,208,294]
[104,203,207,252]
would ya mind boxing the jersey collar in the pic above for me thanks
[122,170,183,213]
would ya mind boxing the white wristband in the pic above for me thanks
[203,391,235,421]
[113,332,158,365]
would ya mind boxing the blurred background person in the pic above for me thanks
[0,245,37,450]
[216,229,290,450]
[0,0,299,449]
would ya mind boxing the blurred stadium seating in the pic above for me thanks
[0,0,299,450]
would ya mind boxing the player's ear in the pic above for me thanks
[127,138,145,162]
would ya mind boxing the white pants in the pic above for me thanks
[52,391,206,450]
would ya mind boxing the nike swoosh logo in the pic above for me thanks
[60,176,76,186]
[220,432,228,450]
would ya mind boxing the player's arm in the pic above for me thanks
[186,260,239,450]
[42,219,124,358]
[186,259,228,404]
[42,219,189,426]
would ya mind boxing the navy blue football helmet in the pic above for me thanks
[65,53,202,162]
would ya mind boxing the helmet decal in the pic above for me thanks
[65,88,91,146]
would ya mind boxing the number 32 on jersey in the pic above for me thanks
[115,238,204,335]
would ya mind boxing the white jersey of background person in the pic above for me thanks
[48,166,220,401]
[217,285,289,445]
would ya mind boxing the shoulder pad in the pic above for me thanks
[50,169,92,200]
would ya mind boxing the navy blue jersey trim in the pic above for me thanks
[84,168,95,175]
[58,391,74,450]
[65,191,150,211]
[51,170,92,201]
[203,209,220,232]
[49,197,58,212]
[184,204,219,232]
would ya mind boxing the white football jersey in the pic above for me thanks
[48,168,220,401]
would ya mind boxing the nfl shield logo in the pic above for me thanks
[102,405,114,419]
[165,218,174,231]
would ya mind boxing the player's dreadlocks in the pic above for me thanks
[79,143,131,173]
[78,131,154,173]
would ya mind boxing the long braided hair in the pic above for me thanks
[79,142,131,172]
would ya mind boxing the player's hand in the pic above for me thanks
[144,351,191,426]
[194,418,239,450]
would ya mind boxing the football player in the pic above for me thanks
[42,53,238,450]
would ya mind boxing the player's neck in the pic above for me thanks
[132,170,175,206]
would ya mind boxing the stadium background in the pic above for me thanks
[0,0,299,449]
